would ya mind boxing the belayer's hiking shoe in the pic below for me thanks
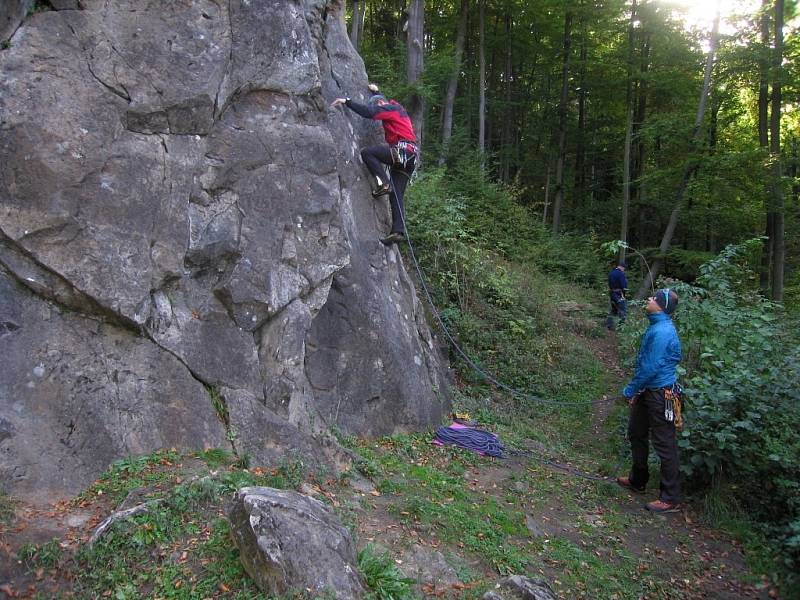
[381,232,405,246]
[616,476,645,493]
[372,183,391,198]
[645,499,681,513]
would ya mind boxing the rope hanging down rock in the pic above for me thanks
[394,208,615,408]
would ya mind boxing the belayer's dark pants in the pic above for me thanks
[627,388,682,503]
[606,291,627,330]
[361,144,416,235]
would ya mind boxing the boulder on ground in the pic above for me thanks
[227,486,366,599]
[482,575,557,600]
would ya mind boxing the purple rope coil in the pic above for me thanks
[434,425,505,458]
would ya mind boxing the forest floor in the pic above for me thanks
[0,326,782,599]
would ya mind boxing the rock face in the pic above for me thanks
[0,0,449,499]
[0,0,34,44]
[227,486,366,599]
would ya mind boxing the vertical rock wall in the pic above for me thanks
[0,0,449,499]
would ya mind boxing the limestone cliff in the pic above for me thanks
[0,0,449,499]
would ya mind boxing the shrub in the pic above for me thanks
[357,544,414,600]
[641,240,800,587]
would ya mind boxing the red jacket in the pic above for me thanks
[345,98,416,146]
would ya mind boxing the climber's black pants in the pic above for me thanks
[627,388,682,504]
[361,144,416,235]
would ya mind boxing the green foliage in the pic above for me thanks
[65,453,305,598]
[0,492,15,524]
[77,449,181,504]
[208,386,230,427]
[26,1,51,17]
[665,247,715,281]
[640,241,800,589]
[276,455,307,489]
[197,447,232,469]
[18,539,63,569]
[405,161,608,408]
[357,544,414,600]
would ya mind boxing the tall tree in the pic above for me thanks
[769,0,785,301]
[620,0,638,264]
[407,0,425,145]
[551,9,573,236]
[759,0,771,148]
[439,0,469,166]
[501,10,514,182]
[759,0,773,290]
[573,3,588,206]
[636,13,720,298]
[478,0,486,161]
[350,0,366,51]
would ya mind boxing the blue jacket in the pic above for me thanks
[608,267,628,296]
[623,312,682,397]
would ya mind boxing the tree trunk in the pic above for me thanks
[792,136,799,206]
[769,0,785,301]
[478,0,486,164]
[573,7,587,207]
[621,106,634,264]
[636,14,719,298]
[551,9,573,236]
[438,0,469,166]
[620,0,637,264]
[406,0,425,147]
[350,0,365,50]
[759,0,772,290]
[632,31,650,214]
[486,16,500,159]
[501,11,513,182]
[758,0,771,148]
[542,157,552,225]
[706,92,721,252]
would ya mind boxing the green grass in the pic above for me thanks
[0,491,15,524]
[358,544,414,600]
[17,539,63,569]
[196,448,233,469]
[24,447,317,598]
[75,448,182,504]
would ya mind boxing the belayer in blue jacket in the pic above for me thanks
[617,288,684,513]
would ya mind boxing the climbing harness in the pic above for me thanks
[392,140,418,170]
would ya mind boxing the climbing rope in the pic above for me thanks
[435,425,505,458]
[393,205,617,408]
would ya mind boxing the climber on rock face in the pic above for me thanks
[331,84,418,246]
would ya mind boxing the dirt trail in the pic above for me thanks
[550,327,772,599]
